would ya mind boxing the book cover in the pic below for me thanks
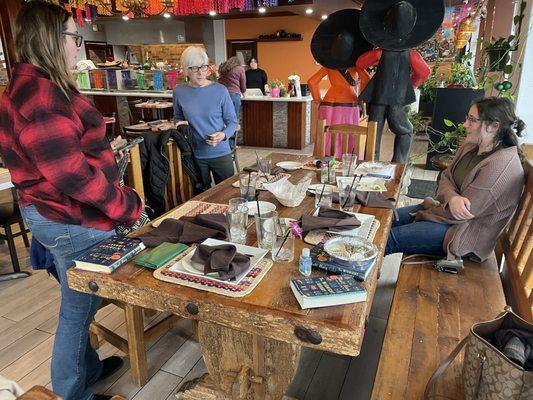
[74,235,146,273]
[290,275,367,309]
[310,243,376,281]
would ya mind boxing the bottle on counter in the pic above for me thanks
[298,248,312,277]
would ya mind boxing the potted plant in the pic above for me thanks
[268,80,283,97]
[447,54,476,88]
[418,61,441,116]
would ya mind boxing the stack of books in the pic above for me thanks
[310,243,376,281]
[290,275,367,309]
[74,235,145,274]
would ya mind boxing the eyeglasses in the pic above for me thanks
[188,65,209,73]
[63,32,83,48]
[465,114,481,123]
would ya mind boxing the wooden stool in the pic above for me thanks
[0,202,30,274]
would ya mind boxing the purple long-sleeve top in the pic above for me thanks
[218,66,246,95]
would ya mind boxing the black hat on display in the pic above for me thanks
[311,9,373,69]
[360,0,445,51]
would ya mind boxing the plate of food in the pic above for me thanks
[356,177,387,192]
[354,161,395,179]
[323,236,378,265]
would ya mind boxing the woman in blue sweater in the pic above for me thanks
[173,46,238,187]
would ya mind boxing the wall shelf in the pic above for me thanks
[257,37,302,42]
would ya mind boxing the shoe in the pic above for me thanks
[93,395,113,400]
[96,356,124,382]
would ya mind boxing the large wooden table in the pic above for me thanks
[68,153,405,399]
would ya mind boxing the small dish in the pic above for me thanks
[276,161,303,171]
[246,201,276,216]
[323,236,378,265]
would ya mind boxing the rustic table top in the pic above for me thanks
[68,153,405,356]
[124,120,176,132]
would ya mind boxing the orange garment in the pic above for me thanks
[307,67,371,104]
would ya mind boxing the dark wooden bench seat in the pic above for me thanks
[372,160,532,399]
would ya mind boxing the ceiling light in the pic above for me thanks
[163,12,171,18]
[209,10,217,16]
[122,15,129,21]
[258,7,266,13]
[321,14,327,20]
[305,8,313,14]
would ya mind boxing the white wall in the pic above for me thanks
[213,19,226,66]
[103,19,186,45]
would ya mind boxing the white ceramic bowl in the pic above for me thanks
[323,236,378,266]
[276,161,303,171]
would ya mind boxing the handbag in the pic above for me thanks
[425,307,533,400]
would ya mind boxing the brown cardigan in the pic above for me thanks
[414,142,524,262]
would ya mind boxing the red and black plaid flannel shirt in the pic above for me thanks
[0,63,142,231]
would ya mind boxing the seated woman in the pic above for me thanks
[173,46,238,187]
[386,97,525,262]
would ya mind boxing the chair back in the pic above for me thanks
[314,121,377,161]
[497,160,533,322]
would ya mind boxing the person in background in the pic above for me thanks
[0,2,143,400]
[173,46,238,187]
[218,56,246,122]
[245,57,268,95]
[386,97,525,262]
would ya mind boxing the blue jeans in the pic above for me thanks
[20,205,114,400]
[385,204,449,257]
[229,92,242,121]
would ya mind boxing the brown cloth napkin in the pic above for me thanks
[333,190,395,209]
[191,244,250,280]
[301,207,361,234]
[137,214,227,248]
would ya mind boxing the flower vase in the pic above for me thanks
[270,87,281,97]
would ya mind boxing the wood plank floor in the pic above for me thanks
[0,129,438,398]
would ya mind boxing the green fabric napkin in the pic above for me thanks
[135,242,189,270]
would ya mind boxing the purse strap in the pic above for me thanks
[424,336,469,400]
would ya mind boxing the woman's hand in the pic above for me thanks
[110,135,126,159]
[448,195,474,220]
[206,132,225,146]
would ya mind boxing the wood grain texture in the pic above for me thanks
[287,102,306,150]
[371,257,506,400]
[242,101,273,147]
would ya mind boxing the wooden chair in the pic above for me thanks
[0,197,30,276]
[497,159,533,322]
[165,141,194,207]
[314,121,378,161]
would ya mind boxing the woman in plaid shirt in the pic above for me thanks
[0,2,142,399]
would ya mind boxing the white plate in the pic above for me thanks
[336,176,386,192]
[276,161,303,171]
[312,208,375,238]
[307,184,336,194]
[245,201,276,216]
[170,238,268,283]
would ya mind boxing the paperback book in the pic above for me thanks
[74,235,146,274]
[290,275,367,309]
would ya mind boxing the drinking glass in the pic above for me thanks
[255,211,278,250]
[257,157,272,175]
[226,207,248,244]
[229,197,247,212]
[239,173,257,201]
[272,231,295,263]
[314,185,333,209]
[338,183,356,212]
[342,153,357,176]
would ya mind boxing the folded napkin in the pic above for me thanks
[135,242,189,269]
[301,207,361,234]
[137,214,227,248]
[191,244,250,280]
[333,190,395,209]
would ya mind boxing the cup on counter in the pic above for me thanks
[239,173,257,201]
[314,185,333,209]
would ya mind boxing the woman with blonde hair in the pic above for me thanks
[218,56,246,120]
[0,2,142,399]
[173,46,238,186]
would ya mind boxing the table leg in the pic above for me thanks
[177,322,300,400]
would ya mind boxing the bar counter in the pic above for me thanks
[81,89,313,150]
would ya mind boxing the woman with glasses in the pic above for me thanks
[386,97,525,263]
[173,46,238,187]
[0,2,142,399]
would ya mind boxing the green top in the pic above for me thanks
[453,146,500,188]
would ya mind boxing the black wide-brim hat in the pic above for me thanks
[360,0,445,51]
[311,9,373,70]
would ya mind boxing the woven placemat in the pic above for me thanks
[231,172,290,190]
[303,218,381,246]
[153,246,273,297]
[151,201,229,227]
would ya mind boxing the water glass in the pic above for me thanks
[339,183,356,212]
[255,211,278,250]
[226,207,248,244]
[314,185,333,208]
[239,173,257,201]
[257,157,272,175]
[229,197,247,212]
[272,232,295,263]
[320,165,336,184]
[342,153,357,176]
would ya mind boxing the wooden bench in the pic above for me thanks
[371,160,532,399]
